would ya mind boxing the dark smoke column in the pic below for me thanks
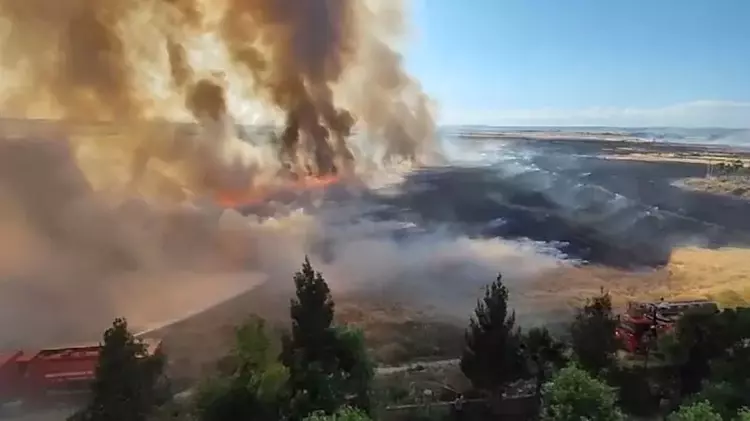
[221,0,359,177]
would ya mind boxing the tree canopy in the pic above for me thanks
[73,318,165,421]
[522,326,568,376]
[195,318,289,421]
[541,365,623,421]
[569,289,618,376]
[666,400,722,421]
[282,256,373,419]
[302,406,372,421]
[660,307,750,400]
[681,308,750,419]
[461,273,527,397]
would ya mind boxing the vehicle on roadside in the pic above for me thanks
[615,298,718,354]
[0,339,162,410]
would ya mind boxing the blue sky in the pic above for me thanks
[404,0,750,127]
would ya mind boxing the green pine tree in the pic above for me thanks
[282,257,372,419]
[461,273,527,399]
[74,318,165,421]
[569,288,618,376]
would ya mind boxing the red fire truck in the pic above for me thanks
[615,299,718,354]
[0,339,162,406]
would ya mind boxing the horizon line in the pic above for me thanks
[0,117,747,131]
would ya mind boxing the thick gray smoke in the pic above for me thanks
[0,0,437,180]
[0,1,567,348]
[0,136,569,348]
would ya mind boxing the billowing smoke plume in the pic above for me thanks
[0,136,271,346]
[0,0,456,347]
[220,0,358,176]
[0,0,142,121]
[0,0,436,186]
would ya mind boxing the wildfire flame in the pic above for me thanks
[214,174,341,208]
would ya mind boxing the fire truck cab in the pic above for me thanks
[615,298,718,354]
[0,338,162,407]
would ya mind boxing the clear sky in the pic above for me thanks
[404,0,750,127]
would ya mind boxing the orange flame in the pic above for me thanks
[214,175,341,208]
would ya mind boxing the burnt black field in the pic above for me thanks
[244,137,750,269]
[377,163,750,268]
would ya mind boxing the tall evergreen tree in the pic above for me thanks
[461,273,527,399]
[288,256,336,362]
[75,318,165,421]
[569,288,618,376]
[282,257,372,419]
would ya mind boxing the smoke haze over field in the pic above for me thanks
[0,0,568,348]
[0,135,572,348]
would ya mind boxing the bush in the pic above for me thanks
[608,367,661,417]
[194,318,288,421]
[303,406,372,421]
[736,408,750,421]
[541,365,623,421]
[666,400,722,421]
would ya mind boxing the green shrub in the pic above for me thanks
[666,400,722,421]
[541,365,623,421]
[303,406,372,421]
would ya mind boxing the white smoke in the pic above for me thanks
[0,134,571,348]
